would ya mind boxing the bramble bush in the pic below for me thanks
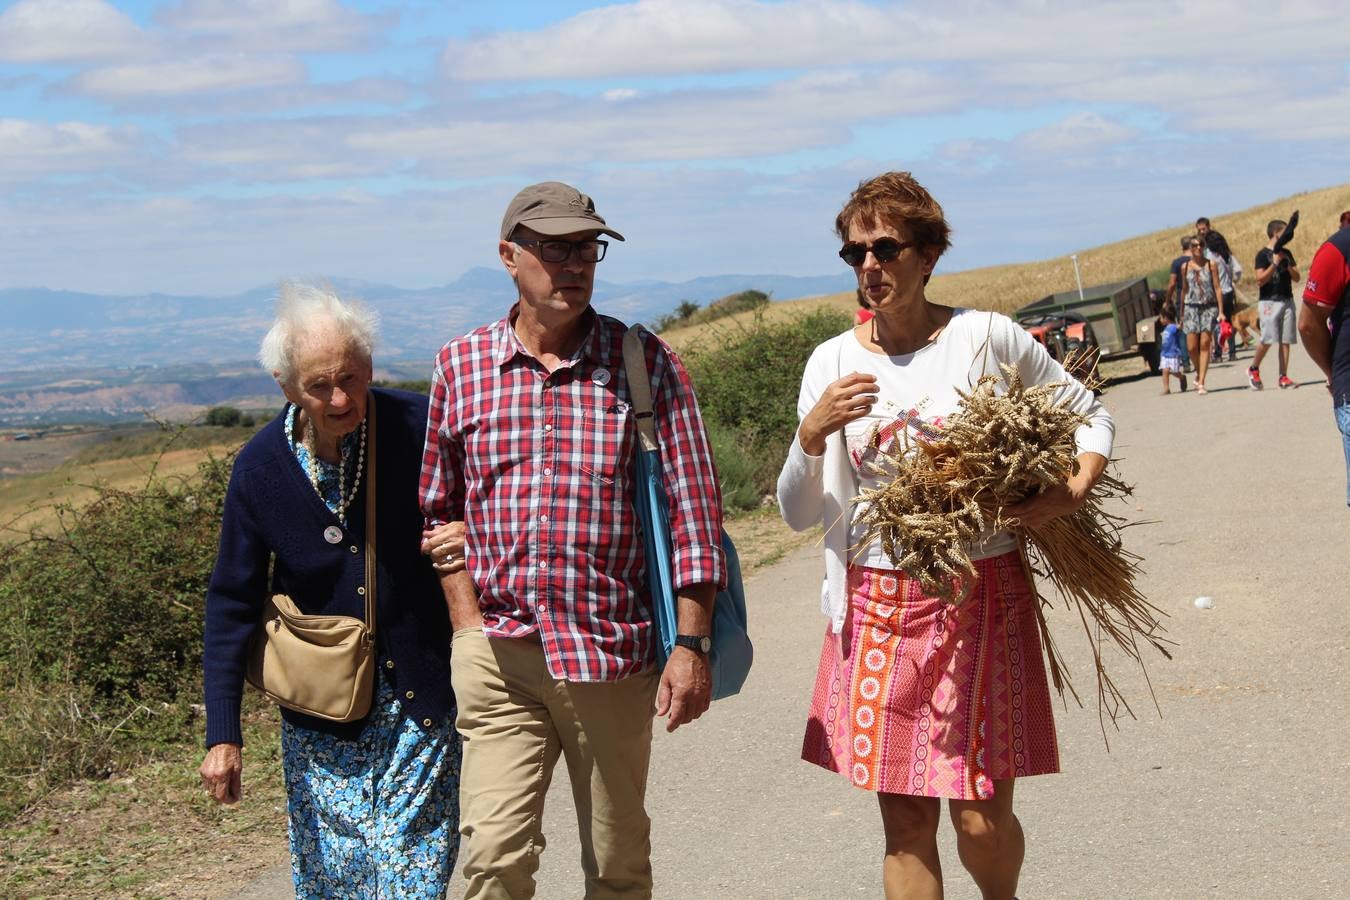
[0,451,232,819]
[684,307,850,509]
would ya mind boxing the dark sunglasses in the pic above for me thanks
[514,238,608,263]
[838,237,914,267]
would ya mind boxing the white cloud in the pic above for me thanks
[343,67,964,176]
[444,0,897,81]
[67,53,306,99]
[156,0,382,52]
[0,118,142,178]
[0,0,149,63]
[443,0,1347,83]
[1015,113,1140,156]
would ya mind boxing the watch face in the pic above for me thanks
[677,634,712,655]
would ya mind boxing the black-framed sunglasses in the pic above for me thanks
[514,238,609,263]
[838,237,914,267]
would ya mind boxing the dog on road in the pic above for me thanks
[1232,303,1260,348]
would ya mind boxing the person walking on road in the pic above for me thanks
[199,285,463,897]
[777,171,1114,900]
[1180,235,1224,394]
[1250,219,1302,390]
[1165,235,1195,371]
[1158,303,1187,394]
[420,181,726,899]
[1204,230,1241,362]
[1297,212,1350,504]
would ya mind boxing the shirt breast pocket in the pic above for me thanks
[579,396,633,489]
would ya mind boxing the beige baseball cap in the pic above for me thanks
[500,181,625,242]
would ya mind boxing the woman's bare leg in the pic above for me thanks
[949,779,1023,900]
[878,792,943,899]
[1189,331,1213,387]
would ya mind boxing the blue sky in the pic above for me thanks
[1,0,1347,295]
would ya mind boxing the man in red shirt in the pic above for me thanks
[420,182,726,897]
[1297,211,1350,504]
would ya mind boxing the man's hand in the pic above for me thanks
[200,743,243,805]
[441,569,484,632]
[656,647,711,733]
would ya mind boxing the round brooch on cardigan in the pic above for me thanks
[324,526,343,544]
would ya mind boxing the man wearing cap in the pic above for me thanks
[419,181,726,898]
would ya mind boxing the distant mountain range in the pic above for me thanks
[0,269,851,426]
[0,269,851,372]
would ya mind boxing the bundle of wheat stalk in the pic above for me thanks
[853,354,1170,738]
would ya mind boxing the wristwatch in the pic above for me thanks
[674,634,712,656]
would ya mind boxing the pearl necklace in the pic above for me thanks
[303,417,367,525]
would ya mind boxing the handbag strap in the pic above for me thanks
[622,326,659,453]
[362,397,377,640]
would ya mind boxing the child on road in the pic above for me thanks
[1160,304,1186,394]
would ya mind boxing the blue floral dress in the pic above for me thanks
[281,407,461,897]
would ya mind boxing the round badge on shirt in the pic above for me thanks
[591,368,611,386]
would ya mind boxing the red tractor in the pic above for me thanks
[1019,311,1101,385]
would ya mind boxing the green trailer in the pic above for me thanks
[1015,276,1160,372]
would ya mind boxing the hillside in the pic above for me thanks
[0,271,851,374]
[659,183,1350,351]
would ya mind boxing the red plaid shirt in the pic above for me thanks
[420,307,725,682]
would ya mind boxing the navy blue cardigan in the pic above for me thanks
[203,388,452,747]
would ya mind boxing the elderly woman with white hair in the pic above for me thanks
[199,283,462,897]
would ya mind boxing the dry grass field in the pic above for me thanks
[661,183,1350,352]
[0,425,256,538]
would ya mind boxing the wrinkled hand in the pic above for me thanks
[421,521,466,574]
[655,648,711,733]
[200,743,242,805]
[1003,481,1088,530]
[798,373,879,455]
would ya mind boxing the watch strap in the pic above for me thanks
[674,634,711,655]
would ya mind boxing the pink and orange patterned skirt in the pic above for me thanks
[802,551,1059,800]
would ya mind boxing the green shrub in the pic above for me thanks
[0,453,232,818]
[707,289,771,319]
[703,420,762,512]
[658,289,773,333]
[686,307,851,499]
[0,455,228,700]
[203,406,242,427]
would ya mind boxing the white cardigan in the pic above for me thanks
[776,309,1115,633]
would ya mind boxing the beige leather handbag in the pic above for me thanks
[246,402,377,723]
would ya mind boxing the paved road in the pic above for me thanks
[241,347,1349,899]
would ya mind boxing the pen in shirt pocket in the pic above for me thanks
[580,465,614,485]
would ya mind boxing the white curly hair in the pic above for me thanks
[259,282,379,385]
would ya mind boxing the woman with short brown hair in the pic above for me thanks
[779,172,1114,899]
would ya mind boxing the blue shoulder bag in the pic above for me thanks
[622,325,753,700]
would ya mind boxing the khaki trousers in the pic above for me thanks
[450,629,660,900]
